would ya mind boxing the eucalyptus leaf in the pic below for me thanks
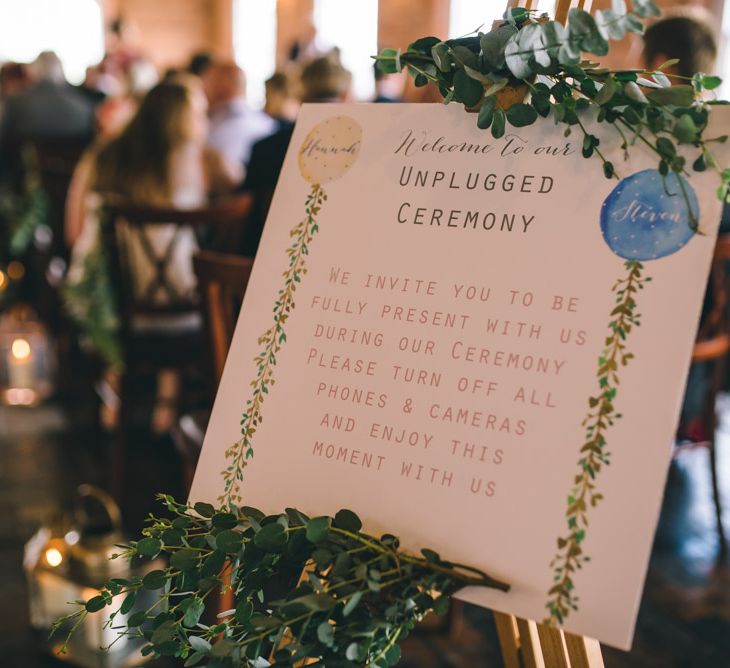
[183,597,205,628]
[624,81,649,104]
[408,36,440,55]
[702,75,722,91]
[646,85,694,107]
[557,39,581,66]
[506,103,538,128]
[189,635,212,653]
[673,114,698,143]
[254,522,288,551]
[463,64,492,83]
[375,48,401,74]
[343,590,364,617]
[452,68,483,107]
[136,537,162,557]
[480,25,516,70]
[171,548,200,572]
[431,42,451,72]
[305,516,331,544]
[594,10,625,41]
[141,570,167,591]
[484,78,508,97]
[450,45,478,69]
[120,591,136,615]
[504,33,533,80]
[651,71,671,88]
[85,595,107,613]
[477,95,497,129]
[593,76,615,105]
[317,621,335,647]
[334,508,363,532]
[567,8,609,56]
[184,651,206,667]
[234,599,254,624]
[151,619,177,644]
[212,512,238,530]
[491,109,506,138]
[540,21,565,59]
[632,0,661,18]
[193,502,215,518]
[215,529,243,554]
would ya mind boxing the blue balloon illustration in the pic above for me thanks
[600,169,699,261]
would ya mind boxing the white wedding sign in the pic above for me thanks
[191,103,730,648]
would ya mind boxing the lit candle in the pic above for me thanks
[7,337,34,389]
[31,545,80,628]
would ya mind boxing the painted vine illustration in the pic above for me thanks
[219,184,325,504]
[545,260,650,625]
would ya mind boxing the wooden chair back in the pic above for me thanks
[102,194,253,338]
[193,251,254,385]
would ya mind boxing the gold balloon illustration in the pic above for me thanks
[298,115,362,185]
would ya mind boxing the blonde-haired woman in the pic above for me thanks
[65,75,240,432]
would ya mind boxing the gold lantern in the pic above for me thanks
[0,304,54,406]
[25,485,161,667]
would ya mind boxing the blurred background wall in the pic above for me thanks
[2,0,727,107]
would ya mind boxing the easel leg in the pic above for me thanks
[564,632,605,668]
[493,613,604,668]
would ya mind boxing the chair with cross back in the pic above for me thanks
[101,193,254,500]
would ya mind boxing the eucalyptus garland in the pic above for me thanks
[53,495,508,667]
[375,2,730,224]
[0,145,50,257]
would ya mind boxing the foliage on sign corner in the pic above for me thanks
[220,184,326,505]
[545,261,650,626]
[375,1,730,230]
[52,494,509,667]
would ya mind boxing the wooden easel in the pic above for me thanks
[490,1,604,666]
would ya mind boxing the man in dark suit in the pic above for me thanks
[239,54,352,257]
[0,51,95,181]
[1,51,95,143]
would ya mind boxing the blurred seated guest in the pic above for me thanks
[187,52,214,78]
[643,9,716,79]
[64,75,238,431]
[0,52,96,182]
[1,51,95,143]
[373,63,405,103]
[264,72,300,129]
[105,16,144,78]
[203,61,275,170]
[238,55,352,256]
[0,62,30,105]
[162,67,182,82]
[77,63,117,106]
[96,57,159,137]
[288,16,320,64]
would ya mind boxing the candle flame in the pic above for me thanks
[45,547,63,567]
[11,338,31,361]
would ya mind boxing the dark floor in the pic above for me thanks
[1,396,730,668]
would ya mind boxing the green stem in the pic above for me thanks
[220,183,324,504]
[367,624,404,667]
